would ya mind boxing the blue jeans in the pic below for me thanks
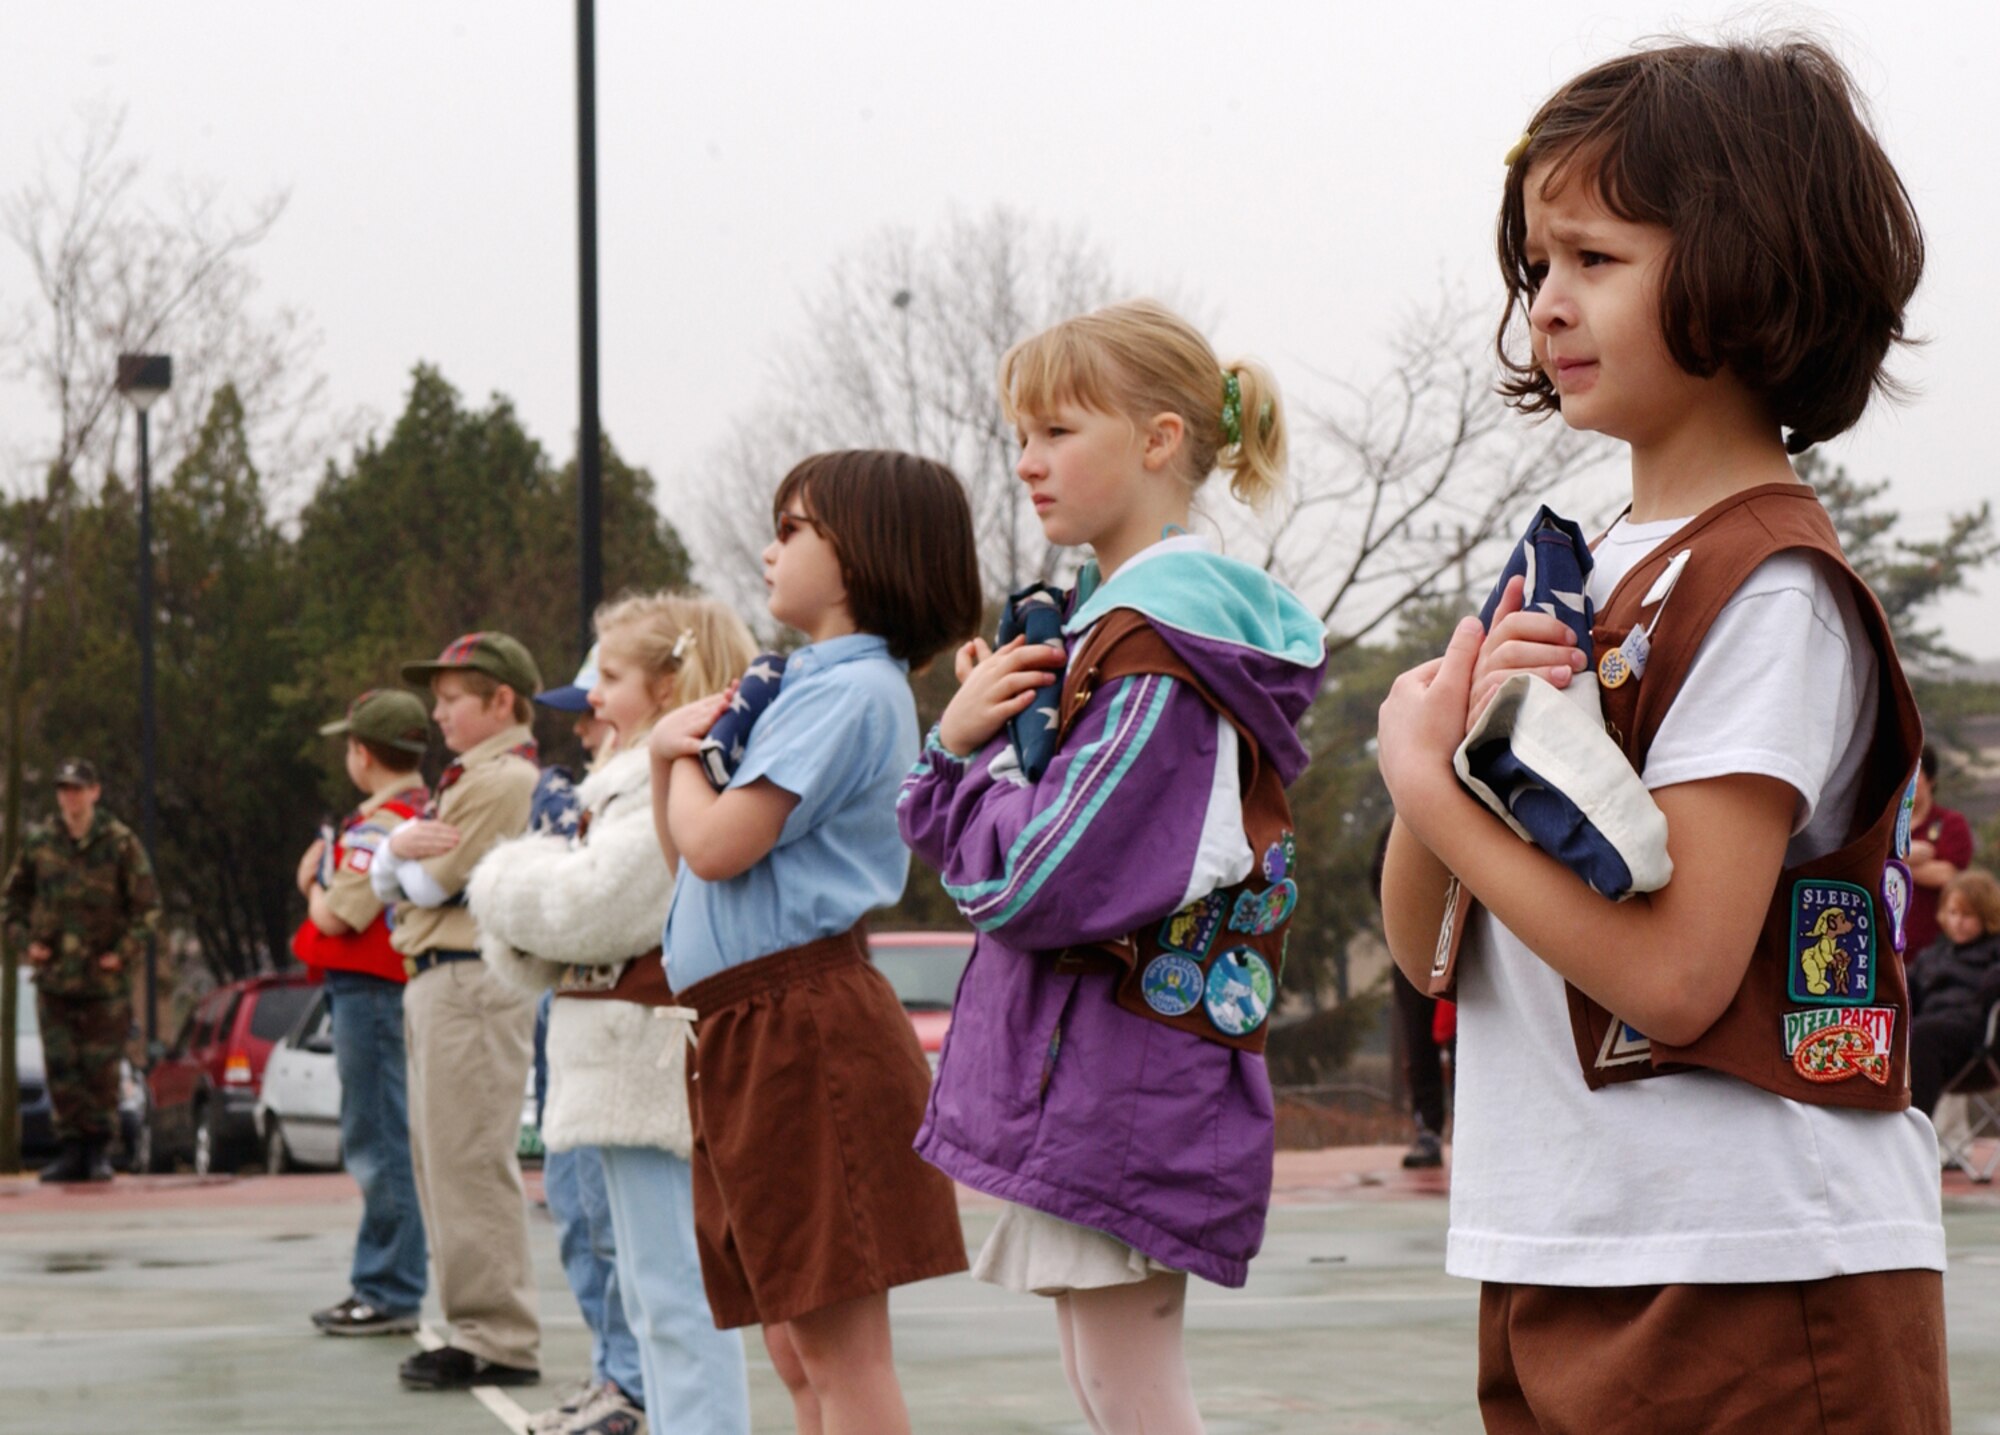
[601,1145,748,1434]
[326,970,427,1315]
[544,1145,644,1401]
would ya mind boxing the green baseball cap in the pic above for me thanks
[400,630,543,697]
[319,689,432,754]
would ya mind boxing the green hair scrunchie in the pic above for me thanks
[1220,372,1243,447]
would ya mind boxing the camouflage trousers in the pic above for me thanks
[37,991,130,1143]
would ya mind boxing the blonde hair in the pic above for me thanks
[593,590,758,733]
[1942,868,2000,936]
[998,298,1287,509]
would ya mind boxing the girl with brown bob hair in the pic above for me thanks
[645,450,980,1435]
[1378,34,1947,1432]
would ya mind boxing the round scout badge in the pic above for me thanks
[1894,771,1917,859]
[1204,947,1274,1036]
[1141,954,1204,1017]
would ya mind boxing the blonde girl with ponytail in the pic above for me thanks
[899,299,1328,1434]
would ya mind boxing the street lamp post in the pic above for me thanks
[576,0,603,660]
[115,353,170,1046]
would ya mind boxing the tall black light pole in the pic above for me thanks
[115,353,170,1045]
[576,0,603,657]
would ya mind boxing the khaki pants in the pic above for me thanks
[404,957,539,1368]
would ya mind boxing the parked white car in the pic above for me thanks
[254,984,543,1174]
[255,989,341,1172]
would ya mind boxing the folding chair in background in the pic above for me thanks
[1938,1000,2000,1183]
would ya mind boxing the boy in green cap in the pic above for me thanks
[293,689,433,1337]
[369,632,544,1392]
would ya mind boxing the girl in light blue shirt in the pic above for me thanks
[647,450,983,1435]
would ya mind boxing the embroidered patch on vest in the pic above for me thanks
[1783,1006,1893,1086]
[1141,954,1204,1017]
[1204,947,1274,1036]
[344,847,374,873]
[1788,880,1877,1006]
[1881,859,1913,954]
[1595,1018,1652,1069]
[1894,771,1917,860]
[1158,891,1225,959]
[1262,832,1296,883]
[1229,881,1297,936]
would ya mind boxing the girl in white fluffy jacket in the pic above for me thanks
[471,592,757,1435]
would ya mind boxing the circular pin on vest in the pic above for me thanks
[1204,947,1274,1037]
[1597,646,1632,689]
[1141,954,1204,1017]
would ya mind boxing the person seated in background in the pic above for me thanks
[1904,745,1975,961]
[1908,869,2000,1116]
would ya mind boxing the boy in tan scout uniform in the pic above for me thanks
[369,632,544,1391]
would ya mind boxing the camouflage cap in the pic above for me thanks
[53,757,100,788]
[400,631,542,698]
[319,688,432,754]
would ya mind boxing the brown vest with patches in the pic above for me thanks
[1049,609,1299,1054]
[1433,483,1923,1110]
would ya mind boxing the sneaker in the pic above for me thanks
[399,1344,539,1391]
[310,1295,362,1329]
[1401,1128,1444,1169]
[526,1379,602,1434]
[568,1383,646,1435]
[319,1298,419,1337]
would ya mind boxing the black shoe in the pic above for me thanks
[38,1142,90,1184]
[1401,1129,1444,1169]
[85,1140,115,1182]
[311,1295,362,1329]
[320,1298,418,1337]
[399,1345,539,1391]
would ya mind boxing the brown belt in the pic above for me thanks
[672,924,869,1019]
[553,949,674,1007]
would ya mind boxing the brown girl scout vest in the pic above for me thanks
[1430,482,1923,1111]
[1047,609,1298,1054]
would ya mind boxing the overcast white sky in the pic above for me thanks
[4,1,1994,654]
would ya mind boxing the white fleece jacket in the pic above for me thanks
[467,744,691,1156]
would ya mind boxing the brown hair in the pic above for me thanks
[594,590,758,728]
[1496,37,1923,453]
[451,670,533,724]
[1000,299,1287,507]
[355,738,424,775]
[772,451,982,668]
[1942,869,2000,937]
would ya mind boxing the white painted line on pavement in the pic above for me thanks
[414,1322,532,1434]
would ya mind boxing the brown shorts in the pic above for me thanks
[678,928,968,1329]
[1478,1271,1949,1434]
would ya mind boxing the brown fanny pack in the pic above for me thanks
[554,949,674,1007]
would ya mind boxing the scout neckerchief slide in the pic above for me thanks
[997,583,1067,781]
[1451,505,1673,901]
[699,653,787,789]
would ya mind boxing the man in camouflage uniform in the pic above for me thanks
[4,758,160,1182]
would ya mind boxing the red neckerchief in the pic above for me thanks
[424,741,538,819]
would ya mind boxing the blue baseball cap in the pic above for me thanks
[534,643,600,713]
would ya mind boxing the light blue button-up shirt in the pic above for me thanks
[663,633,918,990]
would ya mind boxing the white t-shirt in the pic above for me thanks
[1446,511,1946,1287]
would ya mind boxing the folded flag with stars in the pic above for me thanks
[1452,505,1672,901]
[997,583,1067,781]
[699,652,787,790]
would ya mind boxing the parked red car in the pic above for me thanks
[867,930,974,1067]
[137,971,316,1175]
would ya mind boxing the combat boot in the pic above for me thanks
[85,1138,115,1182]
[38,1141,90,1183]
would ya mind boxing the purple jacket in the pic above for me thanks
[899,544,1326,1286]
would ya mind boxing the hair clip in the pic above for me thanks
[1504,130,1534,168]
[1220,373,1244,447]
[671,629,695,660]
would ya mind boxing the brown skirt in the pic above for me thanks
[678,927,968,1329]
[1478,1271,1949,1434]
